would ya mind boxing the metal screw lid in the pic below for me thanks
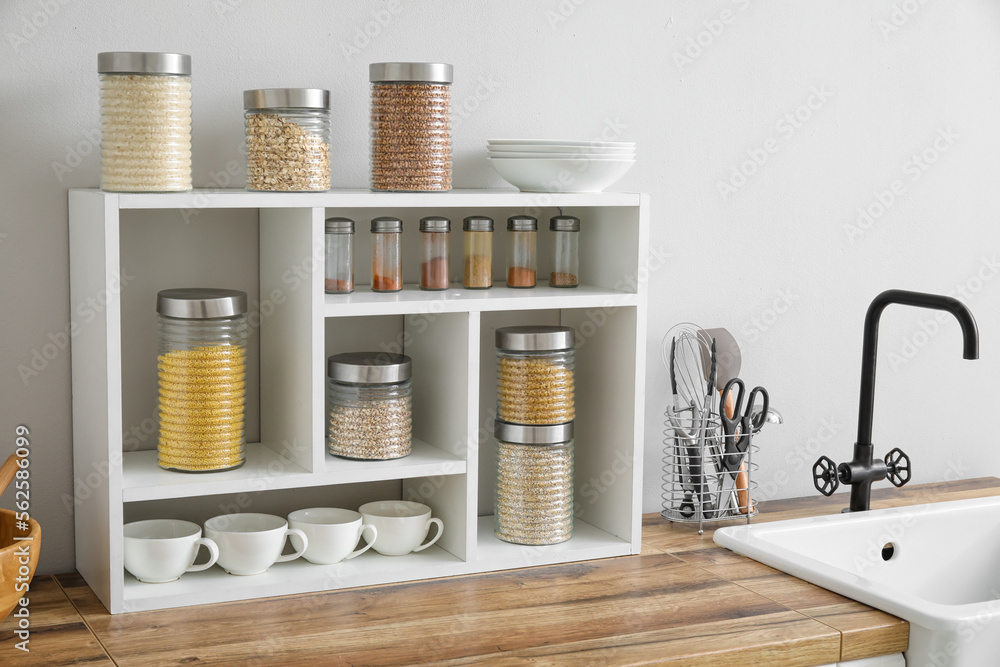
[369,62,453,84]
[495,325,575,351]
[550,215,581,232]
[494,420,574,445]
[463,216,494,232]
[243,88,331,110]
[156,288,248,319]
[98,52,191,76]
[327,352,412,384]
[325,217,355,234]
[371,217,403,233]
[419,216,451,232]
[507,215,537,232]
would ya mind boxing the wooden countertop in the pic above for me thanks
[4,478,999,665]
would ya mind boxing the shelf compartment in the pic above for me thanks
[325,284,639,318]
[124,439,465,502]
[475,516,631,567]
[122,542,463,613]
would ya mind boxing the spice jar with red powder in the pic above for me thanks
[419,216,451,290]
[371,216,403,292]
[506,215,537,288]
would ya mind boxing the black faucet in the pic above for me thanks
[813,289,979,511]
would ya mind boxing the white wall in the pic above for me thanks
[2,0,999,574]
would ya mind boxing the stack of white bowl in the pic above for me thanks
[487,139,636,193]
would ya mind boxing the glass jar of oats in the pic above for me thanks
[98,52,192,192]
[494,421,574,545]
[369,62,452,192]
[156,288,248,473]
[496,325,575,425]
[328,352,412,460]
[244,88,331,191]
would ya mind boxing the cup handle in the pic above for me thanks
[276,528,309,563]
[344,524,378,561]
[185,537,219,573]
[412,518,444,553]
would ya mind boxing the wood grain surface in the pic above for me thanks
[5,478,1000,665]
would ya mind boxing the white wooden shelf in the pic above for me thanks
[69,188,649,614]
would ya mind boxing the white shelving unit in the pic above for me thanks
[69,188,650,613]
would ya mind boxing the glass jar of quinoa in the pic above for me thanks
[496,325,575,425]
[369,62,452,192]
[98,52,192,192]
[156,288,248,472]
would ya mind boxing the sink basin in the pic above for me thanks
[715,496,1000,667]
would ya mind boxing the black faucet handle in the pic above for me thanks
[812,456,840,496]
[884,448,911,488]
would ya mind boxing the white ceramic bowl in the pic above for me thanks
[488,157,635,193]
[489,151,635,160]
[488,144,635,155]
[488,138,635,148]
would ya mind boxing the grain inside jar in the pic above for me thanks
[370,62,453,192]
[328,352,412,460]
[244,88,331,192]
[496,325,575,425]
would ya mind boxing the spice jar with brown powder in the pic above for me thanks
[371,217,403,292]
[506,215,537,288]
[463,215,493,289]
[496,325,575,425]
[325,217,354,294]
[419,216,451,290]
[549,215,580,287]
[156,288,248,473]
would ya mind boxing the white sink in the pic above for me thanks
[715,496,1000,667]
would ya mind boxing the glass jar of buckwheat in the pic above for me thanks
[369,62,452,192]
[496,325,575,425]
[156,288,248,472]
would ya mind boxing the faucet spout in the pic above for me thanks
[857,289,979,449]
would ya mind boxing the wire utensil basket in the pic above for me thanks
[660,403,758,532]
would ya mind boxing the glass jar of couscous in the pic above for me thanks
[156,288,248,472]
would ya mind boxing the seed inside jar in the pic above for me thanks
[497,357,575,424]
[495,441,574,545]
[246,113,330,191]
[329,396,412,460]
[370,82,452,192]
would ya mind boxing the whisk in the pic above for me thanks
[660,323,715,415]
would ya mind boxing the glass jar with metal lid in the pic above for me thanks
[419,216,451,290]
[325,217,354,294]
[327,352,412,460]
[506,215,537,288]
[494,421,574,545]
[496,325,575,425]
[370,62,452,192]
[98,52,192,192]
[463,215,493,289]
[244,88,331,191]
[371,216,403,292]
[156,288,248,473]
[549,215,580,287]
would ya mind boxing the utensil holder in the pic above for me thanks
[660,404,757,533]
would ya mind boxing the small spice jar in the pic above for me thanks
[328,352,412,460]
[98,52,192,192]
[463,215,493,289]
[325,217,354,294]
[506,215,537,288]
[371,217,403,292]
[156,288,248,473]
[494,421,574,546]
[549,215,580,288]
[496,325,575,425]
[419,216,451,290]
[244,88,331,191]
[370,62,453,192]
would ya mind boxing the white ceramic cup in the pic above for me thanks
[204,513,308,575]
[287,508,378,565]
[358,501,444,556]
[123,519,219,584]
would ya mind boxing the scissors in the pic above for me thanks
[719,378,769,474]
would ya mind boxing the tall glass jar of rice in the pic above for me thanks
[156,288,248,472]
